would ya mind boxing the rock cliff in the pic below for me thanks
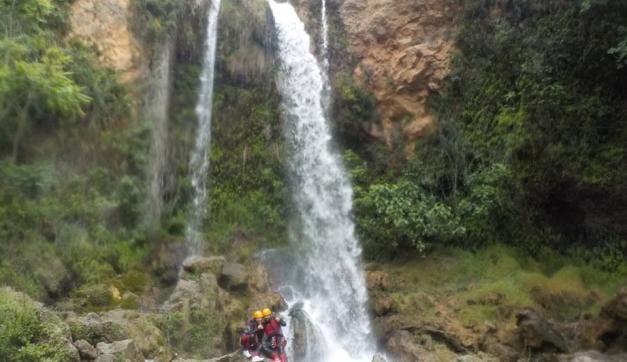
[69,0,147,84]
[340,0,461,152]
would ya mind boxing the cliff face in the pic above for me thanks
[69,0,147,84]
[340,0,461,152]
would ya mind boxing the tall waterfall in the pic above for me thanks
[145,38,174,228]
[268,1,375,360]
[186,0,222,254]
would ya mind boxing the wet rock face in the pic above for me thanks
[69,0,147,84]
[289,303,326,361]
[340,0,461,152]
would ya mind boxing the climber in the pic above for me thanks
[241,310,265,362]
[261,308,288,362]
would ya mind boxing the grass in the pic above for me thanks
[377,245,627,330]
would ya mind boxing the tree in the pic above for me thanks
[0,38,90,162]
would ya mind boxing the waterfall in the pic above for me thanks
[320,0,331,112]
[320,0,329,74]
[145,38,174,228]
[268,1,375,361]
[186,0,222,254]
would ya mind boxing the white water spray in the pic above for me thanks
[268,1,375,360]
[145,38,174,228]
[186,0,222,254]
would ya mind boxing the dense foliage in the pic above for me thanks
[0,288,72,361]
[0,0,147,304]
[351,0,627,263]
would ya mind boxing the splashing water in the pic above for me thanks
[186,0,222,254]
[268,1,375,360]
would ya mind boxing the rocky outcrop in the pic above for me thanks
[74,339,98,360]
[162,256,250,358]
[69,0,147,84]
[516,309,570,353]
[95,339,143,362]
[66,309,172,361]
[366,261,627,362]
[340,0,461,153]
[219,263,249,291]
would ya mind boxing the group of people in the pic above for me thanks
[240,308,287,362]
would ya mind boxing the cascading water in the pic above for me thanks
[319,0,331,113]
[186,0,222,254]
[145,38,174,228]
[268,1,375,360]
[320,0,329,74]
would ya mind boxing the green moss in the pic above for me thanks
[120,270,150,294]
[0,288,72,362]
[378,246,626,328]
[165,306,224,358]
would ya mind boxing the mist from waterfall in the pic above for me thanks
[186,0,222,254]
[268,1,375,361]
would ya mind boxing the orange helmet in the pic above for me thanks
[262,308,272,317]
[253,310,263,319]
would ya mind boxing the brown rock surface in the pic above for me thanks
[69,0,147,84]
[340,0,461,153]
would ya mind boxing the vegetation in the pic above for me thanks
[0,0,150,307]
[373,245,627,330]
[348,0,627,265]
[0,288,73,361]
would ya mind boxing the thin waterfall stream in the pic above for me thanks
[186,0,222,254]
[145,38,174,228]
[320,0,331,113]
[268,1,376,361]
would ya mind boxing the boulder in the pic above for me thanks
[367,271,390,291]
[248,262,270,293]
[289,303,327,361]
[67,310,171,360]
[372,354,387,362]
[371,294,395,316]
[387,330,439,362]
[248,291,287,313]
[182,255,226,276]
[516,308,569,353]
[162,267,228,356]
[74,339,98,360]
[602,288,627,321]
[95,339,143,362]
[67,312,127,345]
[558,351,627,362]
[219,263,248,291]
[149,240,188,285]
[456,353,500,362]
